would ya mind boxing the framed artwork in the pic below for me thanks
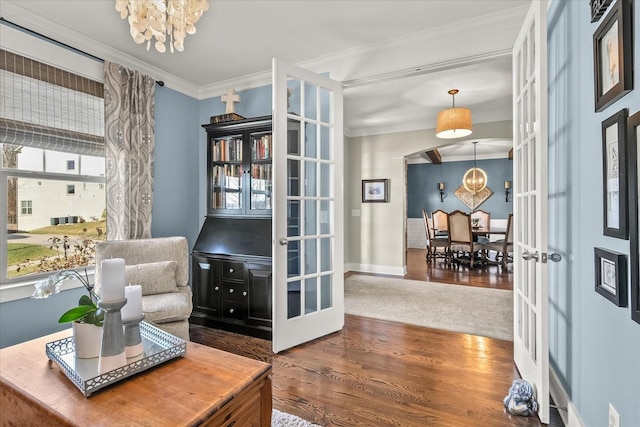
[594,247,627,306]
[601,109,628,239]
[628,111,640,323]
[592,0,633,112]
[362,179,389,203]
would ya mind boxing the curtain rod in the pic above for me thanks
[0,17,165,86]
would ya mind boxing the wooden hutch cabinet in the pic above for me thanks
[191,116,274,340]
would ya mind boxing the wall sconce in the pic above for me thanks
[438,182,445,202]
[504,180,511,202]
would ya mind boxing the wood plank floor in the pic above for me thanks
[190,249,562,426]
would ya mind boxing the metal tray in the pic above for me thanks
[45,321,186,397]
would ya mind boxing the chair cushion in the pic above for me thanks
[125,261,179,296]
[142,287,193,324]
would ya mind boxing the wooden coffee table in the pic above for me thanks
[0,330,271,426]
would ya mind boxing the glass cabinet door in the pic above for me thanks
[210,135,243,211]
[249,131,272,211]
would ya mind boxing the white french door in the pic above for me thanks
[512,1,550,424]
[272,59,344,353]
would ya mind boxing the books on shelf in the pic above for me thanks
[252,135,272,160]
[212,138,243,162]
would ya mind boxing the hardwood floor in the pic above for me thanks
[189,249,563,426]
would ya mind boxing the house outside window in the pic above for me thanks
[66,160,75,170]
[67,184,75,195]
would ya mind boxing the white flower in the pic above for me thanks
[32,276,62,299]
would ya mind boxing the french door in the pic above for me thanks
[512,1,550,424]
[272,59,344,353]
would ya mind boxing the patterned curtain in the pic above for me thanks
[104,62,155,240]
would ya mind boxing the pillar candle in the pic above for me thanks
[100,258,125,302]
[122,285,143,322]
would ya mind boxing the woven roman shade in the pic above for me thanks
[0,49,105,156]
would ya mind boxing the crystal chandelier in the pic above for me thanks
[115,0,210,53]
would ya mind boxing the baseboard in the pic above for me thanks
[344,263,407,277]
[549,365,584,427]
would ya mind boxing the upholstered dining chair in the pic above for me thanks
[485,213,514,268]
[470,209,491,245]
[431,209,449,236]
[447,210,486,268]
[422,210,449,261]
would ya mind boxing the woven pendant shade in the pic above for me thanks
[436,89,472,139]
[436,107,473,139]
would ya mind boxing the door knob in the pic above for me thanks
[279,238,288,246]
[522,251,539,261]
[549,253,562,262]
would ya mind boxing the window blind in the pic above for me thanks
[0,49,105,156]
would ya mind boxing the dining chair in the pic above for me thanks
[470,209,491,244]
[447,210,486,268]
[485,213,514,268]
[431,209,449,236]
[422,210,449,261]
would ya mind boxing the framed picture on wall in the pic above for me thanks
[362,179,389,203]
[601,108,628,239]
[592,0,633,112]
[628,110,640,324]
[594,247,627,307]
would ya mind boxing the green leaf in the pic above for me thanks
[58,305,97,324]
[78,294,93,306]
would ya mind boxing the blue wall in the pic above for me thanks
[407,158,513,218]
[153,86,200,246]
[548,1,640,425]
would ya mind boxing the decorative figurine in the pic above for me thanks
[503,379,539,417]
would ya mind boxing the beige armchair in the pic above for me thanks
[95,236,193,341]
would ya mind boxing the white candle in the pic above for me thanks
[122,285,143,322]
[100,258,125,302]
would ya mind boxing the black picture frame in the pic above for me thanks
[594,247,627,306]
[592,0,633,112]
[601,108,628,239]
[362,179,389,203]
[628,111,640,323]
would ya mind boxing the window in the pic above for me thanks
[21,200,32,215]
[1,46,105,283]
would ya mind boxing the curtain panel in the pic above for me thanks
[104,62,155,240]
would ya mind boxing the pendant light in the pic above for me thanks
[436,89,472,139]
[462,141,487,194]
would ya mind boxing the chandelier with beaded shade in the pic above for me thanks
[115,0,209,53]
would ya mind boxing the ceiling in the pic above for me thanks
[0,0,531,161]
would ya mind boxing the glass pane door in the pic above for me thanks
[249,131,272,211]
[210,135,242,211]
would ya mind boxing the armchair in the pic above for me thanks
[95,236,193,341]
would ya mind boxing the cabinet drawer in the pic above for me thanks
[222,301,246,320]
[223,282,248,302]
[222,261,244,280]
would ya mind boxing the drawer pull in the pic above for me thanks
[229,288,234,293]
[242,291,247,296]
[229,268,234,273]
[214,286,219,291]
[229,308,235,314]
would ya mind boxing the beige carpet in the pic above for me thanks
[272,409,320,427]
[344,275,514,341]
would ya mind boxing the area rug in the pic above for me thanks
[272,409,320,427]
[344,275,513,341]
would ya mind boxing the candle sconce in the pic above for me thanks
[438,182,445,202]
[504,180,511,202]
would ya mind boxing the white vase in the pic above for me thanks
[72,322,103,359]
